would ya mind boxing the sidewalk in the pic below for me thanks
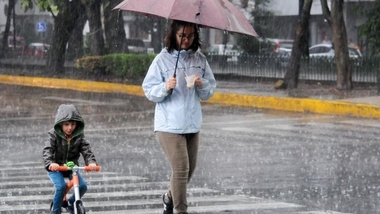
[0,74,380,119]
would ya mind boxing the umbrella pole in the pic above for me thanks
[168,27,185,95]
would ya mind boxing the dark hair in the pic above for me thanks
[164,20,201,53]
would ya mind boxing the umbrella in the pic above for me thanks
[113,0,258,95]
[113,0,258,37]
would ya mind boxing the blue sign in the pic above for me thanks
[36,22,46,32]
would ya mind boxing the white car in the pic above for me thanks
[309,43,362,59]
[208,44,242,62]
[208,44,241,55]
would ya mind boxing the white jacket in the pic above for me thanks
[142,48,216,134]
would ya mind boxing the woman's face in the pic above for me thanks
[176,25,195,50]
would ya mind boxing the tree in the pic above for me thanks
[358,0,380,56]
[103,0,127,53]
[321,0,352,90]
[1,0,16,58]
[81,0,105,56]
[66,4,87,61]
[47,1,84,73]
[278,0,312,89]
[21,0,86,73]
[236,0,275,55]
[150,17,167,53]
[357,0,380,93]
[21,0,116,72]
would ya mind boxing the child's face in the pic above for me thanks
[61,121,76,136]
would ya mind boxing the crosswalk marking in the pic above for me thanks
[0,161,352,214]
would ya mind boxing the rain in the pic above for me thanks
[1,0,380,214]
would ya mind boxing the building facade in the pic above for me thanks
[266,0,371,48]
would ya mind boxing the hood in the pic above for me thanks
[53,104,85,139]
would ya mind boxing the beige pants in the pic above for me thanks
[156,131,199,214]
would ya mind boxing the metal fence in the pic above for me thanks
[1,53,378,85]
[207,54,379,84]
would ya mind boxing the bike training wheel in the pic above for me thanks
[75,201,86,214]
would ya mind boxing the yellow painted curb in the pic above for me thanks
[1,74,380,119]
[209,92,380,118]
[0,75,145,97]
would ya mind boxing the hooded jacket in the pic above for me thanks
[42,104,97,171]
[142,48,216,134]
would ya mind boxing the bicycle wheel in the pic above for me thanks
[75,201,86,214]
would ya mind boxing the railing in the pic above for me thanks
[1,54,378,85]
[207,54,379,84]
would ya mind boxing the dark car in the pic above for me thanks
[126,39,147,53]
[0,36,25,57]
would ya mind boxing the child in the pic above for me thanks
[42,104,97,214]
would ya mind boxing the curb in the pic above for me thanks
[1,74,380,119]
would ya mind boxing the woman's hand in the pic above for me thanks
[166,76,177,91]
[194,76,203,88]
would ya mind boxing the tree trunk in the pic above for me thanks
[281,0,313,89]
[321,0,352,90]
[0,0,15,58]
[151,18,167,53]
[66,4,87,61]
[82,0,105,56]
[331,0,352,90]
[103,0,127,53]
[47,1,82,73]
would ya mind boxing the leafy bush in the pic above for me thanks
[76,56,105,74]
[76,54,156,79]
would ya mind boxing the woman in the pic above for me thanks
[142,20,216,214]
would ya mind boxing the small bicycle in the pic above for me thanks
[50,164,100,214]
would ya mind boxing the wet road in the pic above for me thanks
[1,84,380,214]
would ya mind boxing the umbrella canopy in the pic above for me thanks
[113,0,258,37]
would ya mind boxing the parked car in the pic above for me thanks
[0,36,25,57]
[309,43,362,59]
[22,43,50,58]
[264,38,294,53]
[126,38,147,53]
[309,43,363,66]
[6,36,25,50]
[271,47,292,68]
[207,44,242,63]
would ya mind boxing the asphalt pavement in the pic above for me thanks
[2,83,380,213]
[0,74,379,119]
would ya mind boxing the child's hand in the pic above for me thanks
[49,163,59,171]
[88,163,97,171]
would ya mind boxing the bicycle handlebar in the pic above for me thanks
[57,165,101,172]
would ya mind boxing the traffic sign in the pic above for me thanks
[36,22,46,32]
